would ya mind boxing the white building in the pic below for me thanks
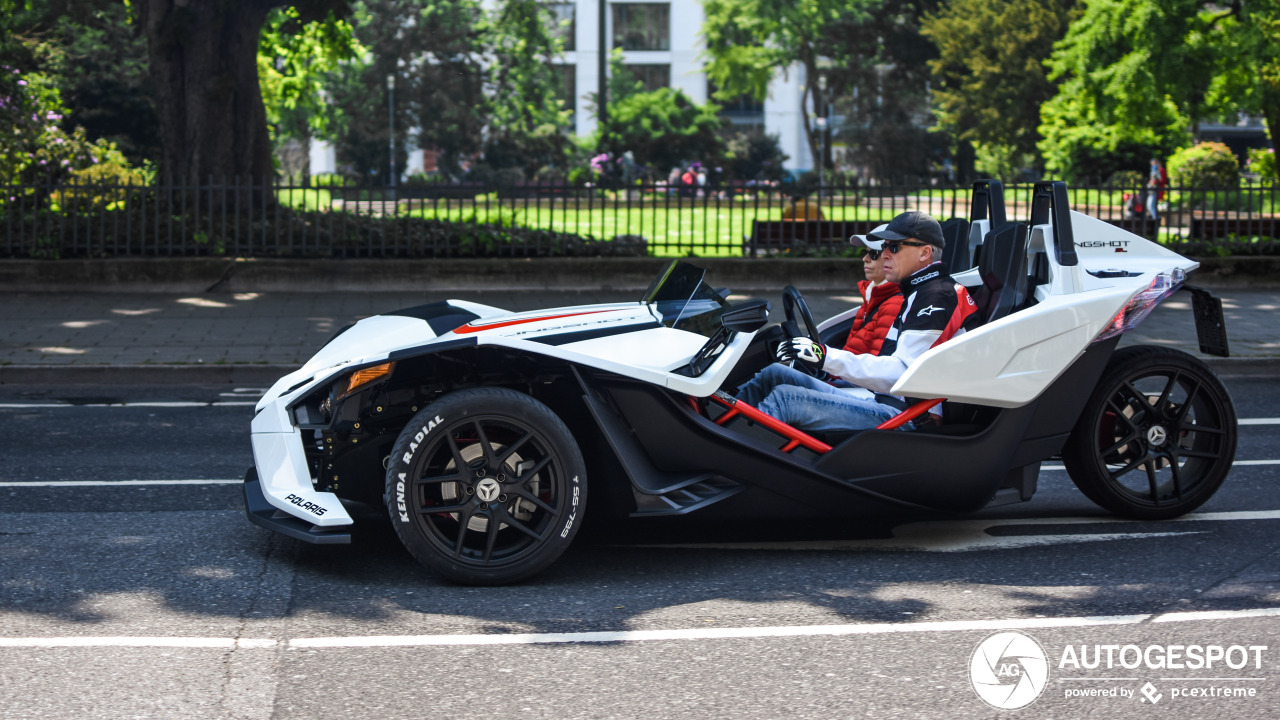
[310,0,815,177]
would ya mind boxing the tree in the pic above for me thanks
[258,7,360,151]
[702,0,879,171]
[2,0,158,166]
[1036,0,1280,181]
[133,0,352,184]
[315,0,485,183]
[318,0,570,183]
[1200,0,1280,155]
[829,0,948,180]
[922,0,1074,178]
[595,88,726,176]
[479,0,572,179]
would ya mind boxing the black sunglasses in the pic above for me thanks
[858,248,882,260]
[883,239,930,254]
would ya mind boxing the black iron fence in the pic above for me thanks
[2,178,1277,258]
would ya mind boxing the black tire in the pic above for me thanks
[386,387,587,585]
[1062,345,1237,519]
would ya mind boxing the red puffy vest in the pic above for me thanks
[841,280,903,356]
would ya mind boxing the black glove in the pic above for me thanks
[777,337,826,373]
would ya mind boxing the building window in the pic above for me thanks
[708,81,764,126]
[548,3,575,52]
[629,64,669,92]
[556,64,576,124]
[612,3,669,51]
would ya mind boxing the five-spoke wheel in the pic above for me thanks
[1062,346,1237,519]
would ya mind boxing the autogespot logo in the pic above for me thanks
[970,632,1051,710]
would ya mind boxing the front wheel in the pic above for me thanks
[1062,346,1237,519]
[387,387,587,585]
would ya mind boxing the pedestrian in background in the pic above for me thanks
[1146,158,1167,221]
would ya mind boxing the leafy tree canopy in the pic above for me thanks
[258,6,361,144]
[922,0,1074,177]
[830,0,947,180]
[595,88,726,176]
[702,0,879,171]
[1037,0,1280,181]
[478,0,573,178]
[2,0,157,165]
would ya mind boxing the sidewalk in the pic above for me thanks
[1,287,1276,385]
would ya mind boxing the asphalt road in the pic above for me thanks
[1,375,1278,720]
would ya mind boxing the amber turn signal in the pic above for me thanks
[343,362,394,397]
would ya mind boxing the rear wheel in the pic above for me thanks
[387,387,586,585]
[1062,346,1236,519]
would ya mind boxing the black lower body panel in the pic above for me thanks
[242,468,352,545]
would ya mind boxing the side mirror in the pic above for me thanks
[721,299,771,333]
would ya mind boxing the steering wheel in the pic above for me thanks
[781,286,824,376]
[782,285,821,341]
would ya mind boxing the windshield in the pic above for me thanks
[640,260,730,338]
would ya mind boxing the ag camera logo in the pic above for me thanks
[970,632,1050,710]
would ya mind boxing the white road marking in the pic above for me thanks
[3,606,1278,650]
[1152,607,1280,623]
[1239,418,1280,425]
[0,479,239,487]
[627,510,1280,553]
[0,637,276,648]
[1043,459,1280,470]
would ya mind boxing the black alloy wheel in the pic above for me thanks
[387,387,587,585]
[1062,346,1237,519]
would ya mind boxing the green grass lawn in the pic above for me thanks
[272,184,1279,256]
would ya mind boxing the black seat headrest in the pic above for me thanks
[971,221,1029,324]
[940,217,972,276]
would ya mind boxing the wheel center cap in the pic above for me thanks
[475,478,501,502]
[1147,426,1168,447]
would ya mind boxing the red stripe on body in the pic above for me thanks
[453,310,615,334]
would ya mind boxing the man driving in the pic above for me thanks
[736,210,979,433]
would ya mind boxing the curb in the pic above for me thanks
[4,256,1279,293]
[1,357,1273,386]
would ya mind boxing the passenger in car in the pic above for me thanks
[736,211,979,433]
[842,227,903,357]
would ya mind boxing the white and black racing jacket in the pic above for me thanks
[821,261,979,400]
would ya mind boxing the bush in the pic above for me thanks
[1107,170,1144,187]
[973,142,1035,184]
[310,173,355,188]
[1246,147,1276,181]
[0,67,101,186]
[595,88,726,179]
[1168,142,1239,188]
[52,142,154,211]
[722,130,789,182]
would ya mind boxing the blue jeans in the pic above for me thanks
[734,363,905,433]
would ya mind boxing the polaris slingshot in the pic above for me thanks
[244,181,1237,584]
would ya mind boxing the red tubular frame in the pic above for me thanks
[707,393,833,454]
[876,398,945,430]
[693,393,948,452]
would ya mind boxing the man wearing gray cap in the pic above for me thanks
[736,210,979,432]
